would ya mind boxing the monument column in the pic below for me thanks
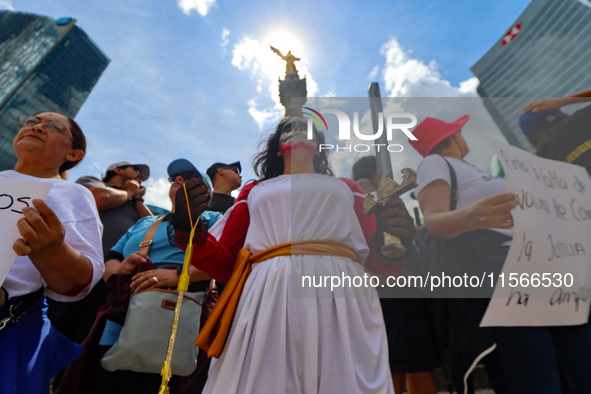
[270,46,307,117]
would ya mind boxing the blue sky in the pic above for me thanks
[2,0,531,209]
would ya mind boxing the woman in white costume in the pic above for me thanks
[173,116,416,393]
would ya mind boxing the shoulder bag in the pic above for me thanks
[412,157,458,284]
[412,157,511,297]
[101,216,204,376]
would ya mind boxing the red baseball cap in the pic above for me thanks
[408,115,470,157]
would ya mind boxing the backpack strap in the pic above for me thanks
[441,157,458,211]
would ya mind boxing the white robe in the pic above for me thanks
[205,174,393,394]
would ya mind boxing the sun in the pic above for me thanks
[266,30,303,56]
[260,30,304,79]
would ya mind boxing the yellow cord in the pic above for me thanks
[159,183,201,392]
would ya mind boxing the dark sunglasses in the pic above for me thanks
[126,166,145,180]
[168,171,199,183]
[221,166,241,175]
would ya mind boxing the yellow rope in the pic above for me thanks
[159,183,200,393]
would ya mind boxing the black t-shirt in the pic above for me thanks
[209,192,235,214]
[76,176,140,255]
[537,104,591,175]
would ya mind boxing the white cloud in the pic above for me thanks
[144,177,173,211]
[459,77,479,95]
[380,38,477,98]
[221,28,230,47]
[247,98,283,130]
[177,0,217,16]
[0,0,14,10]
[369,65,379,81]
[327,37,504,180]
[231,34,319,130]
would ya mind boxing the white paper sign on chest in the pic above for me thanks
[0,177,52,287]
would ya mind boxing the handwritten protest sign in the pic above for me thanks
[481,140,591,327]
[0,176,52,287]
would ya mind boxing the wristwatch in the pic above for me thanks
[131,197,144,203]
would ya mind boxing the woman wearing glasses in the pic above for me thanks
[0,112,104,392]
[173,117,416,393]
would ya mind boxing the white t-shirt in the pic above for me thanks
[415,155,513,239]
[1,170,104,300]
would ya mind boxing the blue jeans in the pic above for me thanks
[492,317,591,394]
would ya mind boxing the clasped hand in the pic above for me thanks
[172,178,209,232]
[373,196,416,245]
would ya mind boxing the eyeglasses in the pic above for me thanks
[125,166,144,181]
[221,166,241,175]
[168,171,199,183]
[18,115,70,136]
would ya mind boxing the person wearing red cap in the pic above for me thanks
[409,115,516,393]
[409,115,516,238]
[409,115,591,393]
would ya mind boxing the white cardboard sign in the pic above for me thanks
[0,177,52,287]
[481,140,591,326]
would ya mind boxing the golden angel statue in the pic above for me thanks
[270,45,300,74]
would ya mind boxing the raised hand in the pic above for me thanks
[172,178,209,232]
[123,179,140,198]
[13,199,66,257]
[467,192,518,229]
[136,185,146,198]
[373,196,416,245]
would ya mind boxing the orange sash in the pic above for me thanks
[195,240,359,358]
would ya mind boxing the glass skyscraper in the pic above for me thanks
[471,0,591,151]
[0,11,109,170]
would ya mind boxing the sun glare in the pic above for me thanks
[262,30,304,79]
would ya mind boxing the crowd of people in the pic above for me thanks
[0,89,590,394]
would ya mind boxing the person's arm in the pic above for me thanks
[129,265,211,292]
[90,184,134,210]
[174,182,255,281]
[102,218,140,281]
[523,88,591,113]
[13,199,93,294]
[418,180,517,239]
[89,179,143,210]
[131,185,153,218]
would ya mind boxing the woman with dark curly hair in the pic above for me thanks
[173,116,416,393]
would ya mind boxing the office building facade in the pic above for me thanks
[471,0,591,150]
[0,11,109,170]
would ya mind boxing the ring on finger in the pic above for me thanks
[152,276,158,284]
